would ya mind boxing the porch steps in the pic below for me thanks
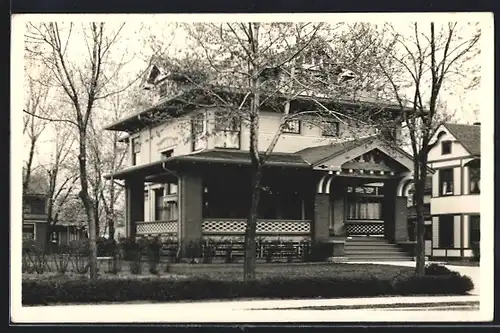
[344,236,413,261]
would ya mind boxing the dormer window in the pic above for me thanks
[441,140,452,155]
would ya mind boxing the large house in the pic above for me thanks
[103,59,424,261]
[427,122,481,260]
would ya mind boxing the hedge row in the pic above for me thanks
[22,273,474,305]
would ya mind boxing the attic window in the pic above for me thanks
[441,141,452,155]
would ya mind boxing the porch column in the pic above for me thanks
[313,193,330,242]
[384,179,409,243]
[125,177,144,238]
[179,173,203,246]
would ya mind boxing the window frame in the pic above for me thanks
[160,149,174,160]
[22,223,36,240]
[441,140,452,155]
[131,137,141,166]
[439,168,454,196]
[191,113,206,151]
[283,119,301,134]
[322,120,340,137]
[214,112,241,149]
[469,166,480,194]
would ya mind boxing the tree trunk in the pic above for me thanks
[244,163,263,281]
[77,130,98,279]
[23,139,36,193]
[108,218,115,241]
[414,156,428,276]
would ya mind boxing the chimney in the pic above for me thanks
[473,122,481,126]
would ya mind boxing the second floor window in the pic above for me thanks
[322,121,339,137]
[191,113,206,151]
[469,166,480,194]
[214,112,240,149]
[283,119,301,134]
[439,168,454,195]
[132,137,141,166]
[161,149,173,160]
[441,141,452,155]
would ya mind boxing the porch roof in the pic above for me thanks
[104,149,310,180]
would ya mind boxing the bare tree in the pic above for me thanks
[377,22,480,275]
[144,22,401,280]
[87,93,128,240]
[38,122,80,245]
[23,67,50,193]
[25,22,143,279]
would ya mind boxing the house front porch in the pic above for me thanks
[105,138,420,261]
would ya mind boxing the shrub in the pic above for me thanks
[185,240,202,263]
[306,241,332,262]
[201,239,216,264]
[97,237,118,257]
[118,237,140,261]
[22,270,475,305]
[146,237,162,275]
[392,273,474,295]
[52,248,71,275]
[69,240,89,274]
[425,263,452,276]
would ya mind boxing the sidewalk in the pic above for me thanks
[16,295,483,323]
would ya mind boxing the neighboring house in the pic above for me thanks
[23,193,49,249]
[427,122,481,260]
[23,191,86,250]
[103,61,424,261]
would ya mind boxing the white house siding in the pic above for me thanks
[240,111,378,154]
[432,216,439,247]
[463,166,470,194]
[453,167,462,195]
[454,215,461,248]
[129,114,194,166]
[427,129,471,162]
[431,195,480,215]
[463,215,470,248]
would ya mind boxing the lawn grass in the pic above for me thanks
[22,262,415,281]
[168,263,415,280]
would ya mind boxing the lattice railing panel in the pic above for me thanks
[345,222,384,236]
[136,220,178,235]
[202,219,311,235]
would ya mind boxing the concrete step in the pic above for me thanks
[346,256,414,261]
[345,243,401,248]
[345,249,405,254]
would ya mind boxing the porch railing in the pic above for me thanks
[345,220,384,236]
[202,218,311,237]
[136,220,178,235]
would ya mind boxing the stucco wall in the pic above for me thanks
[431,195,480,215]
